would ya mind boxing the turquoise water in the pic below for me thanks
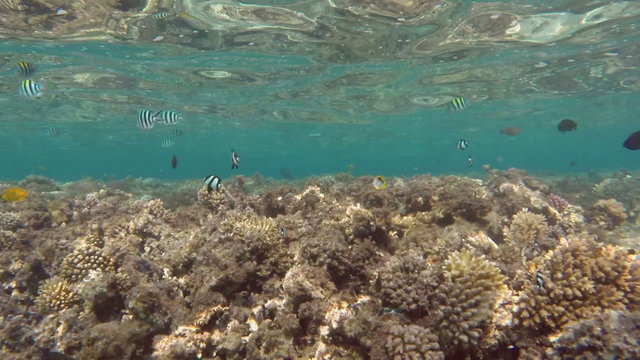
[1,0,639,181]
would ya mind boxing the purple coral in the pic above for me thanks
[546,193,569,212]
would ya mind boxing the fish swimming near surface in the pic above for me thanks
[448,97,469,112]
[500,126,521,136]
[203,174,222,193]
[17,61,35,75]
[457,139,468,150]
[231,149,240,169]
[19,80,42,97]
[171,155,177,169]
[46,127,61,136]
[1,187,28,202]
[623,131,640,150]
[154,110,182,125]
[557,119,577,133]
[161,139,175,148]
[137,109,156,130]
[372,176,387,190]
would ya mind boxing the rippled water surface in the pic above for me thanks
[0,0,639,180]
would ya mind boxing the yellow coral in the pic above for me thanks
[513,238,640,333]
[35,277,81,313]
[433,251,507,353]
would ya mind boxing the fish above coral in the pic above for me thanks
[1,187,28,202]
[372,175,387,190]
[623,130,640,150]
[203,174,222,193]
[557,118,577,133]
[17,61,35,76]
[500,126,521,136]
[448,97,469,112]
[231,149,240,169]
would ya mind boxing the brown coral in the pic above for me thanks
[586,199,627,230]
[513,238,640,335]
[377,254,434,316]
[59,245,116,282]
[35,277,82,313]
[431,250,507,354]
[370,324,444,360]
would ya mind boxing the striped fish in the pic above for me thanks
[161,139,175,148]
[17,61,34,75]
[137,109,156,130]
[154,110,182,125]
[152,10,172,19]
[448,97,469,112]
[46,127,61,136]
[19,80,42,97]
[172,128,184,137]
[457,139,468,150]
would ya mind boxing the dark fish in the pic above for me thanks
[137,109,156,130]
[171,155,177,169]
[569,160,578,167]
[500,126,521,136]
[17,61,34,75]
[557,119,577,133]
[19,80,42,97]
[280,168,293,180]
[623,131,640,150]
[203,174,222,193]
[231,149,240,169]
[457,139,468,150]
[448,97,469,112]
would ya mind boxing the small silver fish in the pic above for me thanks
[467,154,473,167]
[231,149,240,169]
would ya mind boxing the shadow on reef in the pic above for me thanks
[1,169,639,359]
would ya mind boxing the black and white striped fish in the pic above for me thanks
[172,128,184,137]
[154,110,182,125]
[457,139,468,150]
[45,127,61,136]
[203,174,222,193]
[152,10,172,19]
[448,97,469,112]
[137,109,156,130]
[19,80,42,97]
[231,149,240,169]
[17,61,35,76]
[161,139,175,148]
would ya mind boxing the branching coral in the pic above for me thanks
[430,250,507,354]
[501,209,554,263]
[377,254,434,316]
[547,310,640,359]
[513,238,640,335]
[586,199,627,230]
[369,324,444,360]
[35,277,82,313]
[59,245,116,282]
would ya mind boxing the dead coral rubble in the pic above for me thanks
[0,171,639,359]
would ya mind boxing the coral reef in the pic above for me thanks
[1,170,639,359]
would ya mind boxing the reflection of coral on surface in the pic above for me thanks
[1,171,639,359]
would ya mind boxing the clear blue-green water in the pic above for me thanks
[1,0,639,181]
